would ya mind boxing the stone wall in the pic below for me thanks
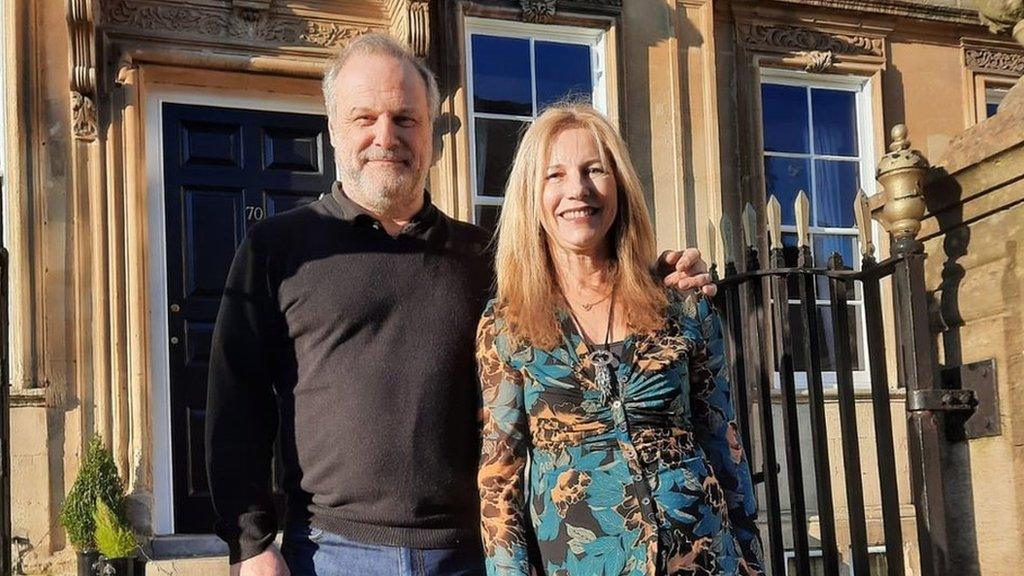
[919,82,1024,574]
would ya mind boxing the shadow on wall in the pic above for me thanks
[923,166,980,575]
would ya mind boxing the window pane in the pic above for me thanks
[472,35,532,116]
[987,102,1000,118]
[814,160,859,228]
[764,157,810,225]
[475,204,502,233]
[535,41,593,112]
[761,83,809,154]
[475,118,528,197]
[813,234,859,299]
[811,88,858,156]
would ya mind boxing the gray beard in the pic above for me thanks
[339,161,425,218]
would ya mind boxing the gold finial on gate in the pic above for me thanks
[766,195,782,250]
[875,124,931,254]
[854,189,875,258]
[742,203,758,249]
[795,190,811,248]
[720,213,735,264]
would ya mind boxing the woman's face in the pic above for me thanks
[540,127,619,258]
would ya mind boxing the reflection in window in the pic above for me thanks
[986,87,1008,118]
[760,78,869,377]
[467,23,602,231]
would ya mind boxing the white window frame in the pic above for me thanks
[757,68,878,389]
[464,17,608,225]
[784,546,887,575]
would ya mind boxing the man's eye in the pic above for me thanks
[395,117,417,127]
[355,116,375,125]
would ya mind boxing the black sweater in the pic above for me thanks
[205,187,493,563]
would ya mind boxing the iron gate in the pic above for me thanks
[711,126,977,576]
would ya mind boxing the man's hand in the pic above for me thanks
[658,248,717,298]
[230,545,290,576]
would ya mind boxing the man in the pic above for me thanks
[206,33,716,576]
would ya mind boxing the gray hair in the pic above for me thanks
[322,33,440,124]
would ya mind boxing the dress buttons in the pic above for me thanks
[611,399,622,408]
[632,473,643,482]
[641,497,652,506]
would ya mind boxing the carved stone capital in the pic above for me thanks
[102,0,376,51]
[738,23,884,61]
[521,0,557,24]
[72,91,98,142]
[965,46,1024,76]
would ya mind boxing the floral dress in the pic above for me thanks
[476,293,764,576]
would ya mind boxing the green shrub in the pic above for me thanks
[59,435,127,552]
[94,499,137,559]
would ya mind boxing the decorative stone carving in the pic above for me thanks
[977,0,1024,46]
[802,50,835,73]
[738,23,884,59]
[68,0,97,102]
[102,0,374,49]
[389,0,430,57]
[965,47,1024,76]
[72,91,98,142]
[521,0,557,24]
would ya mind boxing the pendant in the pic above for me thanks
[590,349,614,404]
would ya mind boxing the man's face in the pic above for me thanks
[327,54,433,215]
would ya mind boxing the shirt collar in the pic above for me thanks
[327,182,440,238]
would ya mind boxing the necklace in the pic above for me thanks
[579,291,612,311]
[565,289,617,404]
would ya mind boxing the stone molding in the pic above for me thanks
[965,46,1024,76]
[102,0,377,50]
[388,0,430,57]
[743,0,978,25]
[738,23,884,60]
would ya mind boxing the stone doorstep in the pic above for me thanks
[145,534,284,576]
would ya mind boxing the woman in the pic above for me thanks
[476,104,764,576]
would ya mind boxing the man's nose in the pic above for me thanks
[372,117,399,149]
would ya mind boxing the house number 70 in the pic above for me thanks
[245,206,266,221]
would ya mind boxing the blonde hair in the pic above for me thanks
[494,104,667,349]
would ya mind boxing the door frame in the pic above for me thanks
[143,78,327,535]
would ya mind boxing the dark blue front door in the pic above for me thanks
[162,103,336,533]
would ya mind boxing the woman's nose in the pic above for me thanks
[566,171,592,199]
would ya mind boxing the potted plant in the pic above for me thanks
[59,436,128,576]
[93,499,139,575]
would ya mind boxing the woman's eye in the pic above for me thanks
[546,172,562,180]
[588,166,605,175]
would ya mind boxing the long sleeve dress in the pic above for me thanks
[476,293,765,576]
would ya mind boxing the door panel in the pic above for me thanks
[163,103,335,533]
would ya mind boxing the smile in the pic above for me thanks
[558,207,599,220]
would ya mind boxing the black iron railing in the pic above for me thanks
[711,184,971,576]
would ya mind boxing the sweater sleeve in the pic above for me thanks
[687,296,765,575]
[205,227,282,564]
[476,306,532,576]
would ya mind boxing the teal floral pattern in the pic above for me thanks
[476,293,764,576]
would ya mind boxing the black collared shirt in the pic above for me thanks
[206,184,494,562]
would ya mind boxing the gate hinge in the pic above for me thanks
[906,389,978,413]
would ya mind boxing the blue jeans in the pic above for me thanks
[281,523,485,576]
